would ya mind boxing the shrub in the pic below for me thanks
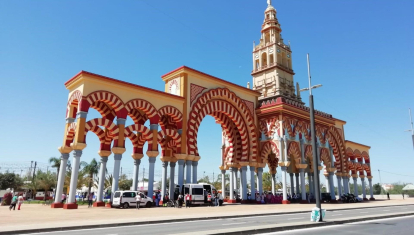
[1,192,12,206]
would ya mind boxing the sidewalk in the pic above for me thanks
[1,199,413,233]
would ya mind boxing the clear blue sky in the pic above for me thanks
[0,0,413,185]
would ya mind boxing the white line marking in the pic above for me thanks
[287,218,303,220]
[383,210,390,211]
[222,222,246,226]
[331,214,343,216]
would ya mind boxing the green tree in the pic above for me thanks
[80,158,99,195]
[118,174,132,190]
[37,170,57,201]
[197,176,211,184]
[0,172,24,190]
[262,172,273,192]
[373,183,382,194]
[49,157,61,181]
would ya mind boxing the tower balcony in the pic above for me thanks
[251,62,294,75]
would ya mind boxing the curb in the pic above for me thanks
[4,203,414,235]
[211,212,414,235]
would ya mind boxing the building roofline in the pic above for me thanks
[345,140,371,149]
[65,71,185,100]
[162,66,261,96]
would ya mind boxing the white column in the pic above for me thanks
[147,157,156,198]
[68,150,82,204]
[361,178,366,199]
[169,162,176,199]
[329,172,336,200]
[192,161,198,183]
[132,159,140,191]
[336,175,343,199]
[257,167,263,195]
[239,168,243,197]
[161,161,168,198]
[229,167,235,201]
[295,173,300,195]
[250,166,256,200]
[342,176,349,193]
[186,160,192,184]
[289,173,295,195]
[111,154,122,201]
[234,169,238,192]
[300,169,306,202]
[271,174,276,195]
[241,166,248,200]
[54,153,69,204]
[281,166,287,202]
[353,177,358,196]
[177,160,185,193]
[221,170,226,199]
[97,156,108,202]
[368,178,374,199]
[325,175,330,193]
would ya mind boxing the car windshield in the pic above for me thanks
[114,192,121,198]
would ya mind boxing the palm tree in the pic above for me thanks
[49,157,60,198]
[37,171,57,201]
[80,158,99,195]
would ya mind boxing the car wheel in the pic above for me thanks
[123,203,129,209]
[146,202,152,208]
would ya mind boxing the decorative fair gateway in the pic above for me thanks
[52,1,374,209]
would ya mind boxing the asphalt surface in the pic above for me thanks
[265,215,414,235]
[24,205,414,235]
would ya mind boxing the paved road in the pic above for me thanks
[265,215,414,235]
[25,205,414,235]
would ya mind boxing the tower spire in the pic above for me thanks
[267,0,272,6]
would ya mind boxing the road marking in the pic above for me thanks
[331,214,342,216]
[383,210,390,211]
[287,218,303,220]
[222,222,246,226]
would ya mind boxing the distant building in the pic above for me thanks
[382,184,394,191]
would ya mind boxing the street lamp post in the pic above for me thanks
[300,53,323,222]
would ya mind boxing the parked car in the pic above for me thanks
[175,183,223,206]
[112,191,153,208]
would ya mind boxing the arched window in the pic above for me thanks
[262,53,268,67]
[269,54,274,65]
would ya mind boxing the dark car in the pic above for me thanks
[321,193,332,202]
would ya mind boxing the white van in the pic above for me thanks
[176,183,223,206]
[112,191,153,208]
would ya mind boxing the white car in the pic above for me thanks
[112,191,153,209]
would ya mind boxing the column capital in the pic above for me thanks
[239,161,249,167]
[146,151,159,157]
[149,124,159,130]
[219,165,226,171]
[240,165,248,171]
[257,167,263,173]
[295,164,307,169]
[170,162,176,167]
[73,149,82,157]
[60,153,70,160]
[66,117,75,124]
[249,161,257,167]
[76,111,88,119]
[327,167,337,173]
[112,147,126,155]
[221,169,226,174]
[278,161,291,167]
[351,174,358,178]
[295,172,299,177]
[359,175,366,179]
[58,146,73,154]
[177,159,185,165]
[162,161,169,167]
[70,143,87,150]
[192,161,198,166]
[133,159,141,165]
[160,156,173,162]
[227,162,240,168]
[174,154,187,160]
[131,153,144,160]
[177,129,183,135]
[249,165,256,171]
[100,156,109,163]
[114,154,122,161]
[367,175,373,179]
[149,157,156,164]
[116,118,126,125]
[98,150,112,157]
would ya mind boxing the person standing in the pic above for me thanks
[402,193,405,200]
[17,194,24,210]
[157,192,161,207]
[61,193,66,204]
[185,193,191,208]
[387,192,390,200]
[88,192,94,208]
[207,193,212,207]
[135,193,141,210]
[178,194,183,208]
[214,191,219,207]
[9,194,18,211]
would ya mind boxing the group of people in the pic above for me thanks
[9,193,24,211]
[207,191,220,207]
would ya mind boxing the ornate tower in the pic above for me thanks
[252,0,302,103]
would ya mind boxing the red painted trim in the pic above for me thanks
[282,200,290,204]
[93,201,106,207]
[227,199,237,203]
[162,66,261,96]
[63,203,78,209]
[65,71,184,100]
[50,202,64,208]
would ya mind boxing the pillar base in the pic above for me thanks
[330,199,338,203]
[369,197,375,201]
[227,199,237,203]
[63,203,78,209]
[300,200,309,204]
[93,201,106,207]
[282,200,291,204]
[106,202,112,208]
[363,198,368,201]
[50,202,64,208]
[223,198,228,202]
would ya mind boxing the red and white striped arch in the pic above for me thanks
[128,109,148,125]
[188,99,250,162]
[86,91,127,118]
[157,129,182,156]
[90,101,116,120]
[212,112,236,162]
[319,148,331,167]
[287,141,301,163]
[158,105,183,127]
[327,126,347,173]
[259,117,280,139]
[125,99,158,120]
[261,141,279,163]
[66,90,82,118]
[187,88,258,162]
[84,118,119,151]
[65,122,77,147]
[124,124,153,153]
